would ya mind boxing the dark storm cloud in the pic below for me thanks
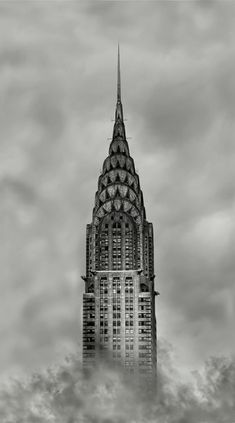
[0,0,234,378]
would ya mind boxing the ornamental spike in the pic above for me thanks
[115,44,124,122]
[117,43,121,102]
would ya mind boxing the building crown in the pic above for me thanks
[93,46,146,226]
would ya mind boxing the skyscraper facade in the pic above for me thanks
[82,49,157,376]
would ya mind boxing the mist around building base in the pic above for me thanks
[0,339,234,423]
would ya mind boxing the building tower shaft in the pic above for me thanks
[82,49,157,376]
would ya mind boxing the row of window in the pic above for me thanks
[138,313,151,318]
[138,328,151,334]
[138,321,151,326]
[139,305,151,310]
[104,221,131,228]
[83,322,95,326]
[84,344,152,353]
[139,297,151,303]
[139,336,151,342]
[83,329,95,335]
[125,329,134,334]
[100,276,134,282]
[99,331,153,339]
[83,337,95,343]
[100,287,134,294]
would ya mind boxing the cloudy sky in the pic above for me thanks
[0,0,234,381]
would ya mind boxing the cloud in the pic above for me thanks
[0,341,234,423]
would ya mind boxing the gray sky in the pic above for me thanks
[0,0,234,380]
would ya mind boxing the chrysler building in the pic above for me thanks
[82,48,157,376]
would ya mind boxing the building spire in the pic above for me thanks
[115,44,124,122]
[117,43,121,102]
